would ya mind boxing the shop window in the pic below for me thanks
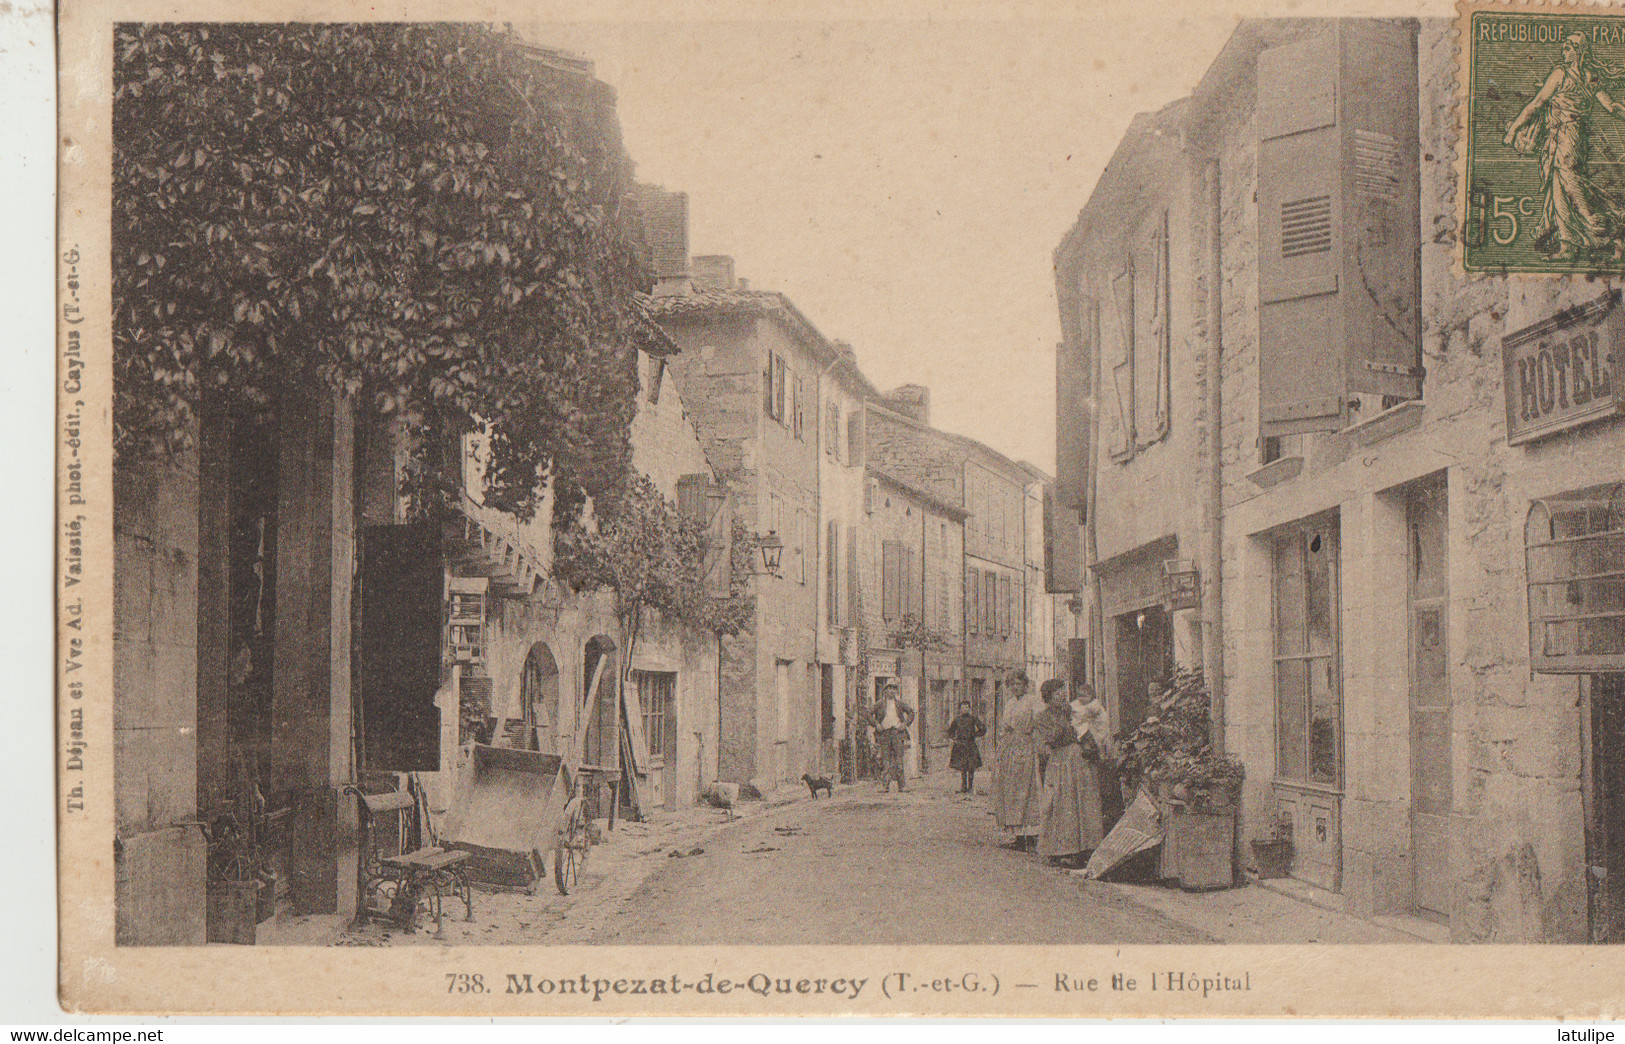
[1526,482,1625,673]
[1272,520,1342,786]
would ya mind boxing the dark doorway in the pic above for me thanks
[1590,673,1625,942]
[1114,604,1172,733]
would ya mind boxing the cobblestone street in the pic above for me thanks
[319,771,1422,947]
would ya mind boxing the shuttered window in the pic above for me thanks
[1137,210,1171,444]
[792,373,805,440]
[1106,265,1136,460]
[1056,305,1093,511]
[1256,23,1420,441]
[825,402,840,457]
[983,570,998,635]
[967,565,980,635]
[905,546,922,625]
[847,410,865,465]
[882,540,904,622]
[827,519,841,626]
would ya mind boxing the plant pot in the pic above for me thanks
[1250,837,1293,880]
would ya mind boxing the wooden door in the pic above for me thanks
[1408,481,1451,918]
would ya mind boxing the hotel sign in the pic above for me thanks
[1503,292,1624,446]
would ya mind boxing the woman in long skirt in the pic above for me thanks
[1036,679,1105,869]
[992,670,1041,851]
[947,700,986,793]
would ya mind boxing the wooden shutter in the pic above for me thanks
[1138,210,1171,442]
[967,565,980,634]
[998,574,1011,636]
[1258,22,1420,438]
[905,547,923,625]
[1106,267,1136,459]
[1258,31,1344,437]
[1056,318,1092,513]
[826,519,840,626]
[360,523,442,772]
[1342,20,1422,401]
[845,525,859,626]
[1045,485,1081,593]
[762,352,775,417]
[847,410,865,465]
[984,570,998,634]
[882,540,902,622]
[773,354,787,423]
[792,373,805,440]
[677,473,708,525]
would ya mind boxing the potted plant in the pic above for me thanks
[1116,669,1244,890]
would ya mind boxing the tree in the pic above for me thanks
[113,23,657,521]
[552,474,753,654]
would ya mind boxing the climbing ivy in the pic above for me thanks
[112,23,656,520]
[552,474,753,639]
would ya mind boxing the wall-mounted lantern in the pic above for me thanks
[1163,558,1201,612]
[751,530,784,577]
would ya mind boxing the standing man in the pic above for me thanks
[873,680,916,793]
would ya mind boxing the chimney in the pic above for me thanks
[884,384,931,426]
[691,255,735,291]
[634,186,690,296]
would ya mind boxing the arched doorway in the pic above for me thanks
[519,643,560,753]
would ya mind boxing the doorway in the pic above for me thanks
[1114,604,1173,734]
[1407,479,1451,919]
[1589,673,1625,941]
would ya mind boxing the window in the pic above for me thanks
[983,570,998,635]
[967,565,980,635]
[635,671,674,766]
[792,373,805,440]
[847,410,865,465]
[938,569,949,632]
[1256,24,1420,440]
[825,402,840,457]
[764,352,787,423]
[998,573,1012,637]
[1272,520,1342,786]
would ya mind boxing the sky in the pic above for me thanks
[525,16,1243,473]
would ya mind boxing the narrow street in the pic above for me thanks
[588,774,1206,945]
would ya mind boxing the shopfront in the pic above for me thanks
[1526,481,1625,942]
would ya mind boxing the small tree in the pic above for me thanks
[552,474,753,671]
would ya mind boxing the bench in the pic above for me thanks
[345,785,473,935]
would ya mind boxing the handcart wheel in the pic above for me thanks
[554,802,589,895]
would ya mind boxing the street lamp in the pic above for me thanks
[753,530,784,577]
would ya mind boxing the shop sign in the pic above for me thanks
[1503,291,1624,446]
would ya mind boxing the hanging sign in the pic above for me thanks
[1503,291,1624,446]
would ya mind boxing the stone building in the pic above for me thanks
[866,397,1046,732]
[640,193,870,788]
[1054,17,1625,941]
[857,466,967,775]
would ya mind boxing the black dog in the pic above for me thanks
[802,773,833,799]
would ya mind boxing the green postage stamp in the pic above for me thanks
[1464,4,1625,272]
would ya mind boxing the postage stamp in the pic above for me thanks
[1463,3,1625,272]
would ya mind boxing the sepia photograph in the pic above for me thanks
[53,0,1625,1017]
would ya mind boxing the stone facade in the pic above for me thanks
[857,468,966,775]
[1055,17,1625,941]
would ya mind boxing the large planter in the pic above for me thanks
[1250,838,1294,880]
[1161,804,1236,891]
